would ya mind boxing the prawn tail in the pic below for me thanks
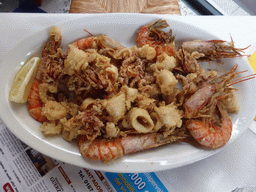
[27,81,47,123]
[155,45,176,57]
[28,108,47,123]
[72,36,96,50]
[79,136,124,161]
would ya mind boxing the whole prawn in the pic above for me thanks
[137,19,247,60]
[184,64,238,118]
[79,133,186,161]
[181,39,248,61]
[71,34,125,52]
[136,19,176,57]
[28,26,62,122]
[184,64,255,148]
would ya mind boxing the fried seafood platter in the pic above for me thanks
[3,16,256,172]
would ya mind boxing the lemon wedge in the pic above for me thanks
[248,51,256,73]
[9,57,40,103]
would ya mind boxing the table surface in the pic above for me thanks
[0,13,256,191]
[69,0,181,14]
[0,0,251,16]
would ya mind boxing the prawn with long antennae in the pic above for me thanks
[183,64,255,148]
[137,19,249,61]
[186,103,233,149]
[136,19,176,57]
[184,64,255,118]
[181,38,250,61]
[71,31,125,52]
[79,132,187,161]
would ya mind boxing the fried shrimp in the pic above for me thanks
[183,64,255,148]
[72,35,125,52]
[28,80,48,122]
[79,133,186,161]
[186,103,232,149]
[183,64,253,118]
[181,40,249,61]
[136,19,176,57]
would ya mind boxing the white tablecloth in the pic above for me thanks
[1,13,256,191]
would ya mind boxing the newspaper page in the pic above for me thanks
[0,117,170,192]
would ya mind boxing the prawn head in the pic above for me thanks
[136,19,176,57]
[181,39,249,61]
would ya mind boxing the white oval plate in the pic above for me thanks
[0,14,256,173]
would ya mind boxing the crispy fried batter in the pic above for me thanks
[37,29,241,154]
[41,121,62,135]
[42,100,68,121]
